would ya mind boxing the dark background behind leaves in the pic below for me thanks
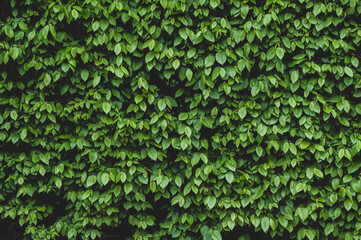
[1,0,361,239]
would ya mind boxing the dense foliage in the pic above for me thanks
[1,0,361,239]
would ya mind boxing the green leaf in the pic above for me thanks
[211,230,222,240]
[299,208,308,221]
[148,148,158,160]
[263,14,272,26]
[276,47,285,59]
[20,129,27,140]
[86,176,97,187]
[345,66,353,77]
[186,68,193,81]
[344,199,352,211]
[71,9,78,19]
[124,183,133,194]
[158,99,166,111]
[351,57,359,67]
[160,0,168,8]
[173,59,180,69]
[207,196,217,209]
[291,70,299,83]
[216,52,227,65]
[114,43,121,55]
[92,21,99,31]
[238,107,247,119]
[314,168,324,178]
[101,173,110,185]
[204,31,215,42]
[185,126,192,137]
[10,110,18,120]
[225,172,234,183]
[261,217,270,232]
[200,153,208,164]
[81,70,89,81]
[175,176,182,187]
[102,102,111,114]
[205,55,215,67]
[351,181,361,193]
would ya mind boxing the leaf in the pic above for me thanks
[102,102,111,114]
[261,217,270,232]
[175,176,182,187]
[186,68,193,81]
[216,52,227,65]
[124,183,133,194]
[86,176,97,187]
[158,99,166,111]
[225,172,234,183]
[173,59,180,69]
[160,0,168,8]
[207,196,217,209]
[204,31,215,42]
[148,148,158,160]
[263,14,272,26]
[351,181,361,193]
[71,9,78,19]
[10,110,18,120]
[114,43,121,55]
[81,70,89,81]
[205,55,215,67]
[20,129,27,140]
[314,168,324,178]
[276,47,285,59]
[291,70,299,83]
[185,126,192,137]
[101,172,110,185]
[299,208,308,221]
[238,107,247,119]
[92,21,99,31]
[345,66,353,77]
[211,230,222,240]
[344,199,352,211]
[351,57,359,67]
[200,153,208,164]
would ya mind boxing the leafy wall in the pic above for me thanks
[1,0,361,239]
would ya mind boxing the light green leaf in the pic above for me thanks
[81,70,89,81]
[101,172,110,185]
[263,14,272,26]
[10,110,18,120]
[261,217,270,232]
[86,176,97,187]
[102,102,111,114]
[216,52,227,65]
[148,148,158,160]
[173,59,180,69]
[276,47,285,59]
[158,99,166,111]
[345,66,353,77]
[186,68,193,80]
[124,183,133,194]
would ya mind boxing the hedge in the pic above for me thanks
[1,0,361,239]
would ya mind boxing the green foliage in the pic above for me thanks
[1,0,361,239]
